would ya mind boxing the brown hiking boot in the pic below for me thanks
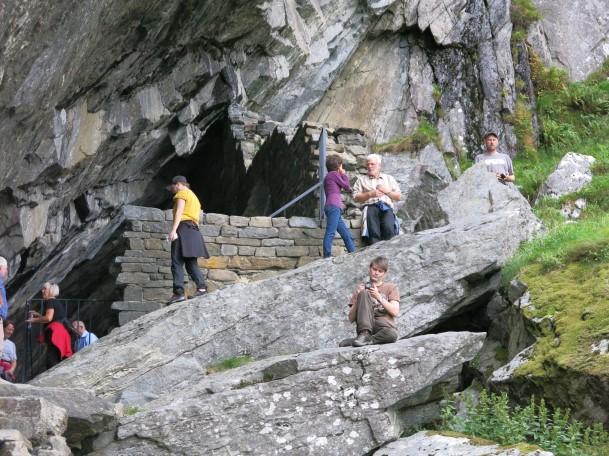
[339,338,355,347]
[352,331,372,347]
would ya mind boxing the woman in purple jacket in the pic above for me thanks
[323,155,356,258]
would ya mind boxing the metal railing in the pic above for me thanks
[22,299,102,382]
[270,127,328,220]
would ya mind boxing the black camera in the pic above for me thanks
[365,282,373,290]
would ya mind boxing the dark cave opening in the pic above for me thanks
[153,114,247,214]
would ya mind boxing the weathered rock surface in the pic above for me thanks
[438,164,539,223]
[32,169,540,405]
[310,0,517,152]
[0,396,71,456]
[0,0,526,313]
[0,429,34,456]
[529,0,609,81]
[0,379,120,446]
[535,152,595,202]
[399,163,542,235]
[374,431,553,455]
[373,145,453,227]
[91,332,484,455]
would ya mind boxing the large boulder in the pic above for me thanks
[374,431,553,455]
[438,163,539,223]
[91,332,484,455]
[0,380,120,447]
[31,169,540,405]
[0,396,71,456]
[399,163,542,234]
[535,152,595,202]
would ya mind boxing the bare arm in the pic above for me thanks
[27,308,54,324]
[369,286,400,317]
[169,199,186,241]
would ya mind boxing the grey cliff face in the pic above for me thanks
[0,0,523,310]
[529,0,609,81]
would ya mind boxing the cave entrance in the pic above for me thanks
[154,114,247,214]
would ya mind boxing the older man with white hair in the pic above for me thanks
[353,154,401,245]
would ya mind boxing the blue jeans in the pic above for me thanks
[323,205,356,258]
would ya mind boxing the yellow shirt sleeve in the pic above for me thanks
[173,189,201,223]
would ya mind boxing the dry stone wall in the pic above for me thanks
[112,206,363,325]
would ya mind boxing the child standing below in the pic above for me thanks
[323,155,356,258]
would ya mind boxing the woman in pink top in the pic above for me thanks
[323,155,356,258]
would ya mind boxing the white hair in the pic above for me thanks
[43,282,60,298]
[0,257,6,269]
[366,153,382,164]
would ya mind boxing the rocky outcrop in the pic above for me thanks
[535,152,595,202]
[0,0,523,313]
[91,333,484,455]
[0,396,71,456]
[529,1,609,81]
[399,163,542,235]
[375,431,553,455]
[310,0,517,152]
[0,379,120,448]
[31,168,540,405]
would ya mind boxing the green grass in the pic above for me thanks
[511,0,542,38]
[499,57,609,420]
[512,62,609,202]
[502,215,609,284]
[515,261,609,377]
[124,406,141,416]
[372,119,440,153]
[206,355,254,374]
[439,390,609,455]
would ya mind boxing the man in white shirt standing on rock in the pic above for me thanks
[353,154,401,245]
[475,132,516,183]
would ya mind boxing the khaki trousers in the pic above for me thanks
[354,291,398,344]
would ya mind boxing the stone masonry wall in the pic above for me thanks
[111,206,363,325]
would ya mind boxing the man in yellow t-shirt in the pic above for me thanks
[167,176,209,303]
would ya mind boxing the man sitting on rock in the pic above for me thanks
[340,256,400,347]
[353,154,401,245]
[72,320,99,353]
[475,132,515,183]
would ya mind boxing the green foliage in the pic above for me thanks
[529,50,568,94]
[372,120,440,153]
[459,154,474,174]
[586,57,609,85]
[440,391,609,455]
[512,55,609,201]
[432,84,442,103]
[124,406,141,416]
[502,215,609,283]
[504,94,538,160]
[511,0,542,35]
[206,355,254,374]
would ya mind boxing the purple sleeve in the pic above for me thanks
[335,172,352,192]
